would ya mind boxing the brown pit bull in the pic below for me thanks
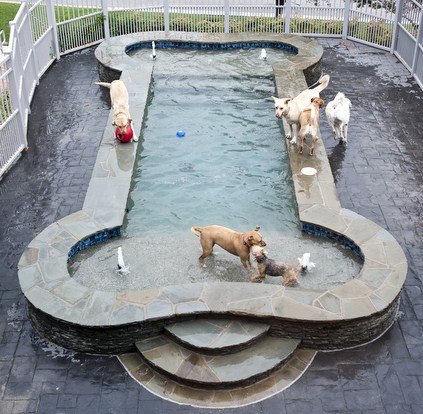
[191,225,266,271]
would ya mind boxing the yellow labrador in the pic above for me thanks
[95,80,138,142]
[272,74,330,145]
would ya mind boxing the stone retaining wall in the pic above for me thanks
[18,33,407,354]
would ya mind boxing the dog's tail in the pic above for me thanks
[94,81,112,88]
[334,92,345,101]
[191,226,202,237]
[312,74,330,94]
[334,92,352,108]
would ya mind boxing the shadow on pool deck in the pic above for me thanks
[0,38,422,413]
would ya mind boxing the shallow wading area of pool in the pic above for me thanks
[18,33,407,355]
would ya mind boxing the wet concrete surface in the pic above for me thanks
[0,39,422,413]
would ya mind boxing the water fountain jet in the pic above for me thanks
[117,246,130,274]
[298,252,315,271]
[151,41,156,59]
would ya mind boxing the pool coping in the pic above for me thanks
[18,33,407,353]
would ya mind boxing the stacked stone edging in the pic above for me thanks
[18,33,407,354]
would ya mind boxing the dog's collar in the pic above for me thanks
[242,234,249,247]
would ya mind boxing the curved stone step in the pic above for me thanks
[120,347,316,408]
[164,318,270,355]
[135,334,300,389]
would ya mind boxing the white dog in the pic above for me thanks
[272,74,330,145]
[95,80,138,143]
[325,92,351,144]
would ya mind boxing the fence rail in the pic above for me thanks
[0,0,421,179]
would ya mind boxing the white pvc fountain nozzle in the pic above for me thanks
[298,252,316,272]
[117,247,130,274]
[151,41,156,59]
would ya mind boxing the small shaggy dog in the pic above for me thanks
[250,246,301,287]
[325,92,351,144]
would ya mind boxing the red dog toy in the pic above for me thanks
[115,125,133,143]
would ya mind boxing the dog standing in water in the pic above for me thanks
[191,225,266,271]
[250,245,301,286]
[95,80,138,143]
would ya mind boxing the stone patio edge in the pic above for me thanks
[17,33,407,351]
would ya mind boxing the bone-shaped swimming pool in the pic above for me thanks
[69,45,361,292]
[18,33,406,359]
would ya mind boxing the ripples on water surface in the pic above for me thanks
[126,47,298,237]
[70,47,362,289]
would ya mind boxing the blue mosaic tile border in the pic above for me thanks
[68,227,121,261]
[302,222,364,262]
[126,41,298,55]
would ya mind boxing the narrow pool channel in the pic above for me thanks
[69,46,361,291]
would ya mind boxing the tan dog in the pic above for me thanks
[95,80,138,142]
[272,74,330,145]
[250,246,301,287]
[298,97,325,156]
[191,225,266,270]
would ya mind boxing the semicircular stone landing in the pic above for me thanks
[120,316,316,409]
[18,32,407,408]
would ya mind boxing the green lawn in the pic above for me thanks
[0,2,393,49]
[0,2,20,43]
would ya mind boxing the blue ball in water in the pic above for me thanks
[176,130,186,137]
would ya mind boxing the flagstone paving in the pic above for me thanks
[0,38,422,413]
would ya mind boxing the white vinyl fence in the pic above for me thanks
[0,0,56,177]
[0,0,421,179]
[393,0,423,84]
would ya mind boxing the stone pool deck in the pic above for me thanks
[1,36,422,413]
[17,32,406,358]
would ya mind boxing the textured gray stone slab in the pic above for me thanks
[165,319,269,352]
[136,334,300,387]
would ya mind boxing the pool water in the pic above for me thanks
[125,47,299,237]
[69,47,362,290]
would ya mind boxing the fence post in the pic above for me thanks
[8,33,28,147]
[101,0,110,39]
[342,0,350,40]
[224,0,230,33]
[284,0,291,34]
[46,0,61,59]
[411,4,423,74]
[21,2,41,84]
[391,0,403,53]
[164,0,169,33]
